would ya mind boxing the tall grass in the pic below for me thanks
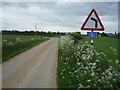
[2,35,49,62]
[57,35,119,88]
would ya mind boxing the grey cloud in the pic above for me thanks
[3,2,117,16]
[2,2,118,33]
[2,2,29,9]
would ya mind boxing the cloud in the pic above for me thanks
[2,2,118,33]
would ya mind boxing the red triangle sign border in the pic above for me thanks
[81,9,105,31]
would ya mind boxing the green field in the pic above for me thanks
[83,36,119,61]
[2,35,49,62]
[57,35,119,88]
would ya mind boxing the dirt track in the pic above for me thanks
[2,38,59,88]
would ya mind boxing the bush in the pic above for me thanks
[70,32,83,44]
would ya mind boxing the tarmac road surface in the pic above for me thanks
[2,38,59,88]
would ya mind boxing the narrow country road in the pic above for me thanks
[2,38,59,88]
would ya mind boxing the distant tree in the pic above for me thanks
[97,32,101,36]
[118,32,120,39]
[101,32,107,36]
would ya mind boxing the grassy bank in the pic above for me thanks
[57,35,119,88]
[2,35,49,62]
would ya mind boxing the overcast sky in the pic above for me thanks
[1,2,118,34]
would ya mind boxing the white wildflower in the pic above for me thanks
[110,47,113,49]
[77,58,80,61]
[115,60,119,64]
[87,80,91,82]
[98,79,101,82]
[31,38,34,40]
[85,41,88,44]
[101,76,104,79]
[86,85,90,88]
[76,76,78,78]
[102,72,105,75]
[92,63,96,66]
[85,66,88,70]
[95,59,100,62]
[81,54,86,60]
[109,72,113,76]
[89,63,92,66]
[61,73,63,75]
[113,49,116,52]
[78,83,84,88]
[90,51,94,56]
[113,79,116,81]
[8,42,13,46]
[109,60,112,63]
[62,69,65,71]
[87,55,91,60]
[16,38,22,42]
[100,52,104,54]
[77,62,81,66]
[3,39,7,43]
[91,72,95,76]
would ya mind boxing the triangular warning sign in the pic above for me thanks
[81,9,105,31]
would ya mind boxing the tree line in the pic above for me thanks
[2,30,65,37]
[2,30,120,38]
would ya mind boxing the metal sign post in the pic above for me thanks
[87,31,97,49]
[90,30,96,50]
[90,30,94,49]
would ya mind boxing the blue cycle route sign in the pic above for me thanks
[87,32,97,38]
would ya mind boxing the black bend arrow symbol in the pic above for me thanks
[90,17,98,28]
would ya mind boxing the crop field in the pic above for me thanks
[2,35,49,62]
[57,35,119,88]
